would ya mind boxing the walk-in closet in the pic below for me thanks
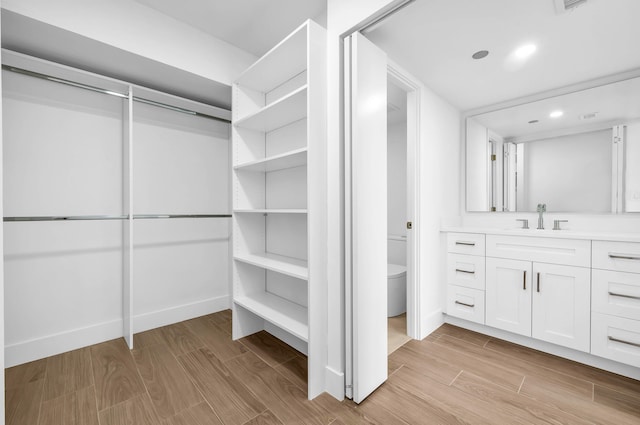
[2,18,329,406]
[2,49,232,367]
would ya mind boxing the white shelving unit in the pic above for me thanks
[231,19,327,399]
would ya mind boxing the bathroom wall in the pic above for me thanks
[517,129,611,213]
[466,118,489,211]
[388,121,407,265]
[626,122,640,212]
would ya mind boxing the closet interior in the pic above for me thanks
[2,49,232,367]
[2,18,328,400]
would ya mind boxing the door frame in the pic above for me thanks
[387,60,422,341]
[343,36,423,400]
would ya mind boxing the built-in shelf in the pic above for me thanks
[233,209,307,214]
[235,292,308,342]
[234,86,307,132]
[234,252,308,280]
[232,19,326,399]
[234,148,307,173]
[235,23,307,93]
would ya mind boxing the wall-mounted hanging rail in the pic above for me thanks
[3,214,232,222]
[133,214,232,219]
[3,215,128,222]
[1,65,231,123]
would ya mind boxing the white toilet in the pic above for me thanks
[387,263,407,317]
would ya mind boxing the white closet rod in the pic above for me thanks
[1,65,231,123]
[4,214,232,222]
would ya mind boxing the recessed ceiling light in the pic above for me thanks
[549,110,564,118]
[528,120,539,124]
[514,44,537,60]
[472,50,489,60]
[580,112,598,120]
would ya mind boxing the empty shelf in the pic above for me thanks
[234,252,308,280]
[235,22,307,93]
[234,148,307,172]
[235,292,308,342]
[233,209,307,214]
[234,86,307,132]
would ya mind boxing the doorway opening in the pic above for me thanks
[387,77,411,354]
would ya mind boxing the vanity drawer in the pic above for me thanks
[446,285,485,325]
[593,241,640,274]
[486,235,590,267]
[592,269,640,321]
[591,312,640,368]
[447,253,485,290]
[447,233,485,256]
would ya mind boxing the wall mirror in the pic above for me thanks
[466,76,640,213]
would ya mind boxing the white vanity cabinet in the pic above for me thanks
[591,241,640,367]
[446,233,486,324]
[486,258,531,336]
[443,229,640,377]
[485,235,592,352]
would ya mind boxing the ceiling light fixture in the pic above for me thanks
[472,50,489,60]
[528,120,539,124]
[550,110,564,118]
[580,112,598,120]
[514,44,537,60]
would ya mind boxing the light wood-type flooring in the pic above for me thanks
[6,312,640,424]
[388,313,411,355]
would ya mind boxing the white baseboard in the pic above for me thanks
[420,308,444,340]
[325,366,345,401]
[133,295,231,334]
[5,295,231,367]
[5,318,123,368]
[445,315,640,381]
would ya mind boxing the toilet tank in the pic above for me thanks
[388,235,406,266]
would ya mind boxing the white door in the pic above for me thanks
[345,32,388,403]
[532,263,591,352]
[486,257,532,336]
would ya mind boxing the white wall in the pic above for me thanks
[418,84,461,336]
[466,118,488,211]
[388,121,407,265]
[3,70,126,366]
[519,130,611,213]
[2,0,256,86]
[388,122,407,232]
[626,122,640,212]
[132,101,231,332]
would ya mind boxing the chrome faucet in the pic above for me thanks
[537,203,546,229]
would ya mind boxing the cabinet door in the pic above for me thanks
[486,258,531,336]
[532,263,591,352]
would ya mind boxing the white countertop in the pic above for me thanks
[441,226,640,243]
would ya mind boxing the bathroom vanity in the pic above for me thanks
[443,228,640,378]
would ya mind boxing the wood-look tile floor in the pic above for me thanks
[388,313,411,355]
[6,314,640,424]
